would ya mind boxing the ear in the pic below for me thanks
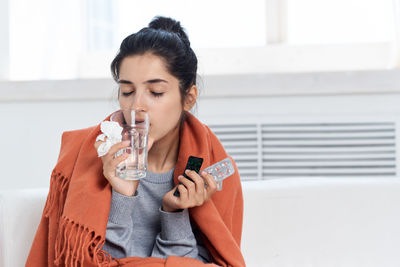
[183,85,198,111]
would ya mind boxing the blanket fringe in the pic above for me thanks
[44,169,112,266]
[53,215,112,266]
[43,170,70,218]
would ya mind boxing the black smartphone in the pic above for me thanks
[173,156,203,197]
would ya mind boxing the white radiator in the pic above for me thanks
[209,122,397,180]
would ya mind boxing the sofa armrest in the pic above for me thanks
[0,188,48,267]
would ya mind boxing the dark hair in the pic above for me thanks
[111,16,198,103]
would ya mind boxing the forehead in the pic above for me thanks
[119,53,173,81]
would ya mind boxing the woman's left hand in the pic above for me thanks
[162,170,218,212]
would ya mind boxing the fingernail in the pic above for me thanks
[185,169,190,174]
[201,171,207,176]
[122,140,130,145]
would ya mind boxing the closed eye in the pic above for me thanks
[152,92,164,97]
[122,91,134,97]
[121,90,163,97]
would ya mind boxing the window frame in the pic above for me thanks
[0,0,9,80]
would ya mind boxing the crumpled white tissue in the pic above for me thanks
[96,121,123,157]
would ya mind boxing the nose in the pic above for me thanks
[131,91,146,112]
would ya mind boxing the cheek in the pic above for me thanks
[118,95,131,110]
[150,97,183,137]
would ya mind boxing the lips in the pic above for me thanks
[135,117,146,123]
[134,120,150,127]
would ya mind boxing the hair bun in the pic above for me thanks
[149,16,190,44]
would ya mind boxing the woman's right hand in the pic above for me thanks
[94,140,139,196]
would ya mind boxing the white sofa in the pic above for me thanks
[1,178,400,267]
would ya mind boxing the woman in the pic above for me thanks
[26,16,245,267]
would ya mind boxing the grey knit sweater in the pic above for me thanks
[101,169,211,262]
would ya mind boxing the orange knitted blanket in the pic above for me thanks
[26,112,245,267]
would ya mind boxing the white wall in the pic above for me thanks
[2,90,400,190]
[2,70,400,190]
[0,100,116,190]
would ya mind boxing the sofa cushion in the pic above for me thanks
[241,178,400,267]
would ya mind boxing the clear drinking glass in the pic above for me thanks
[113,109,149,180]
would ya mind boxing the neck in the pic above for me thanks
[147,124,180,173]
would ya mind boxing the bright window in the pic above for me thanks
[287,0,396,44]
[5,0,399,80]
[87,0,267,51]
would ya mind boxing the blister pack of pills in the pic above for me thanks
[201,157,235,191]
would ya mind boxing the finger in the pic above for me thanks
[176,183,189,203]
[185,170,205,195]
[201,171,218,198]
[179,175,196,195]
[105,140,130,159]
[109,152,129,170]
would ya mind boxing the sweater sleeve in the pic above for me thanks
[151,208,211,263]
[102,189,138,259]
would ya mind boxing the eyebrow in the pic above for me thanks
[117,79,168,85]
